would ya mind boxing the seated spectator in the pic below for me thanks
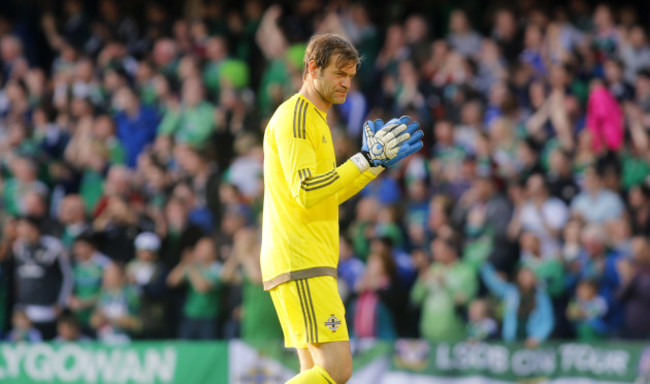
[466,298,498,342]
[566,279,608,341]
[480,262,555,347]
[571,166,625,223]
[69,232,111,329]
[5,309,42,342]
[167,237,221,340]
[54,312,92,342]
[126,232,168,338]
[411,236,477,342]
[90,263,141,344]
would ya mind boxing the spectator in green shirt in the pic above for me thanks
[167,237,221,340]
[90,263,141,344]
[221,227,282,345]
[69,232,112,328]
[411,235,478,342]
[2,156,49,217]
[157,77,215,147]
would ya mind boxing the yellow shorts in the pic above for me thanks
[269,276,349,349]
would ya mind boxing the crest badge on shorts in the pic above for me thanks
[325,314,341,332]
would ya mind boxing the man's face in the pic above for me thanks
[313,55,356,105]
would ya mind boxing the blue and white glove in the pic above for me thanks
[366,116,423,168]
[381,116,424,168]
[360,119,411,167]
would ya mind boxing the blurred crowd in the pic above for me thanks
[1,0,650,346]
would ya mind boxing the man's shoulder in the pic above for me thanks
[270,94,300,120]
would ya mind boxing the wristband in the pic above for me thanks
[350,152,370,173]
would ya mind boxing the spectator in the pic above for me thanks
[157,76,215,147]
[159,197,203,268]
[566,279,609,341]
[519,232,566,298]
[447,9,482,58]
[5,309,43,342]
[571,166,625,223]
[547,148,580,205]
[54,312,92,342]
[126,232,168,338]
[411,236,477,342]
[585,79,624,153]
[617,237,650,339]
[570,223,623,332]
[69,232,111,329]
[93,196,141,263]
[167,237,221,340]
[628,182,650,235]
[2,156,49,217]
[90,263,141,344]
[337,234,365,303]
[13,216,72,340]
[452,171,513,271]
[481,262,555,347]
[509,173,568,259]
[58,194,89,248]
[113,86,160,168]
[220,228,282,344]
[466,298,498,342]
[350,250,398,340]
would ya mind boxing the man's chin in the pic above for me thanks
[331,95,348,104]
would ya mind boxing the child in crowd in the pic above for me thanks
[466,298,498,342]
[566,279,609,340]
[55,313,92,342]
[90,263,141,344]
[5,309,42,342]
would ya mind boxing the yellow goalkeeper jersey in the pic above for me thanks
[261,93,380,290]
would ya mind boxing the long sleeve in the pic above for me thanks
[275,117,364,209]
[336,168,383,204]
[57,250,73,307]
[528,291,555,342]
[480,262,513,299]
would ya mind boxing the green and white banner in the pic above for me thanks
[0,340,648,383]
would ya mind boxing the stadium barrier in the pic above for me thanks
[0,339,648,383]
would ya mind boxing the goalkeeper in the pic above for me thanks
[260,33,423,384]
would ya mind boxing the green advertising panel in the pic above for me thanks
[0,340,649,384]
[0,342,228,384]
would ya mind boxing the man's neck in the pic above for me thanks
[299,79,330,113]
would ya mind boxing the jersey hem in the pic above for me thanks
[263,267,337,290]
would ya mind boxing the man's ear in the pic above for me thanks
[308,60,318,78]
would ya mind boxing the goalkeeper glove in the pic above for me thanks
[359,119,411,167]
